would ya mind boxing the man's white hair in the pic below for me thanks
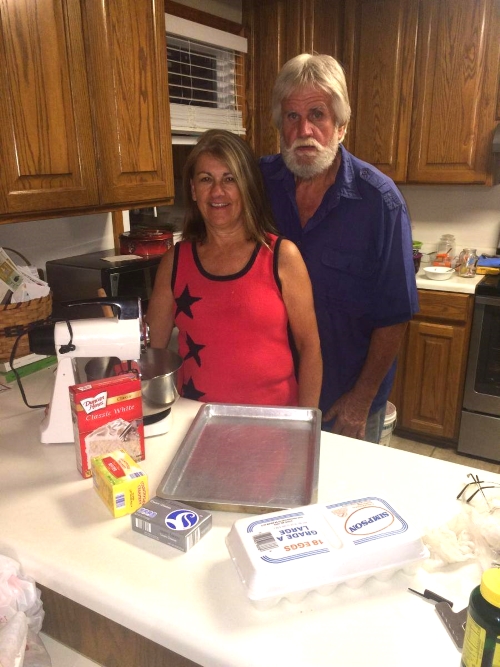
[272,53,351,133]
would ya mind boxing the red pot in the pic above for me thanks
[119,230,173,257]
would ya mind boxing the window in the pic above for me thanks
[165,14,247,142]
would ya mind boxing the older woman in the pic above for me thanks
[147,129,322,408]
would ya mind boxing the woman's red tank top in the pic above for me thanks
[172,235,298,406]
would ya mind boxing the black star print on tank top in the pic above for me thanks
[185,333,205,367]
[175,284,202,319]
[182,378,205,401]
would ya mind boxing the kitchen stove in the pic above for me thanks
[474,273,500,296]
[458,274,500,462]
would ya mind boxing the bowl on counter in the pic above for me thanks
[423,266,455,281]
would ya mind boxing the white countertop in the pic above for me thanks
[416,269,483,293]
[0,368,492,667]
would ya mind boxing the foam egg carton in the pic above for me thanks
[226,495,429,609]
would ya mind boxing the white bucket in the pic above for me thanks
[379,402,397,447]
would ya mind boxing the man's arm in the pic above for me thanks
[323,321,408,438]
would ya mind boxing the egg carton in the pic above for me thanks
[226,495,429,609]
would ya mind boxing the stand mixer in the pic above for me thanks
[28,297,182,444]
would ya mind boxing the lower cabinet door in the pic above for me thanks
[401,319,466,439]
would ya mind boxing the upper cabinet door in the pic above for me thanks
[343,0,418,182]
[0,0,99,216]
[408,0,500,184]
[82,0,174,206]
[243,0,286,158]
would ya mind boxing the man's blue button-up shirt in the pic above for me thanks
[260,145,419,417]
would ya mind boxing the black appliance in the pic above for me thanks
[458,274,500,461]
[46,249,161,319]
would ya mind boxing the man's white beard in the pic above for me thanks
[281,135,339,179]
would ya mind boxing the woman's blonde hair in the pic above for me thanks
[272,53,351,134]
[182,129,277,244]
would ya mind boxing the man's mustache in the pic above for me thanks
[290,139,324,150]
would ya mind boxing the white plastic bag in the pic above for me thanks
[0,612,27,667]
[0,556,51,667]
[423,489,500,572]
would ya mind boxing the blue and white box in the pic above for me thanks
[132,496,212,552]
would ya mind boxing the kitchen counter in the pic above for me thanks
[0,368,493,667]
[416,269,483,293]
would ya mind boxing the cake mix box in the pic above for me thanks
[69,373,145,479]
[91,448,149,518]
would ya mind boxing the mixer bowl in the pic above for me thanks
[84,348,183,417]
[139,348,182,414]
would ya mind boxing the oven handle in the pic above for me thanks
[474,295,500,307]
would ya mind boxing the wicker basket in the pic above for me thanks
[0,248,52,361]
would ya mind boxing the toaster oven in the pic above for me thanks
[46,249,161,319]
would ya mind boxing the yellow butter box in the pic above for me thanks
[91,449,149,518]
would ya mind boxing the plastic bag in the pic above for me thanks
[23,631,52,667]
[0,612,27,667]
[0,555,51,667]
[422,489,500,572]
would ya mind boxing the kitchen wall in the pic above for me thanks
[0,0,498,273]
[0,213,115,275]
[402,184,500,257]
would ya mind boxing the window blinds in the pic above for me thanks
[165,14,247,140]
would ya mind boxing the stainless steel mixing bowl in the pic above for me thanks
[84,348,183,417]
[139,348,183,414]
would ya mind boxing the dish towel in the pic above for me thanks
[477,255,500,268]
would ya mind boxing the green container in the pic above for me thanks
[461,569,500,667]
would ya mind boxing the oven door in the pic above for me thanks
[459,294,500,461]
[463,295,500,416]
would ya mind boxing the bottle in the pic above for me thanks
[457,249,478,278]
[461,568,500,667]
[435,234,455,267]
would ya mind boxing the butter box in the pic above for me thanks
[91,448,149,518]
[131,496,212,552]
[69,373,144,479]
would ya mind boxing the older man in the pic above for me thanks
[260,54,418,443]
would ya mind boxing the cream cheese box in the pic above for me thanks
[132,496,212,552]
[226,496,429,609]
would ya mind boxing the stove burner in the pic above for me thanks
[476,274,500,296]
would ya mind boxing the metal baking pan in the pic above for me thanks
[156,403,321,513]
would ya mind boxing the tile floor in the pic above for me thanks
[389,432,500,474]
[40,634,102,667]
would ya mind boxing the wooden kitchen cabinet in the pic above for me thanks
[344,0,500,184]
[244,0,500,183]
[0,0,174,224]
[243,0,344,157]
[342,0,418,182]
[0,0,99,216]
[391,290,475,443]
